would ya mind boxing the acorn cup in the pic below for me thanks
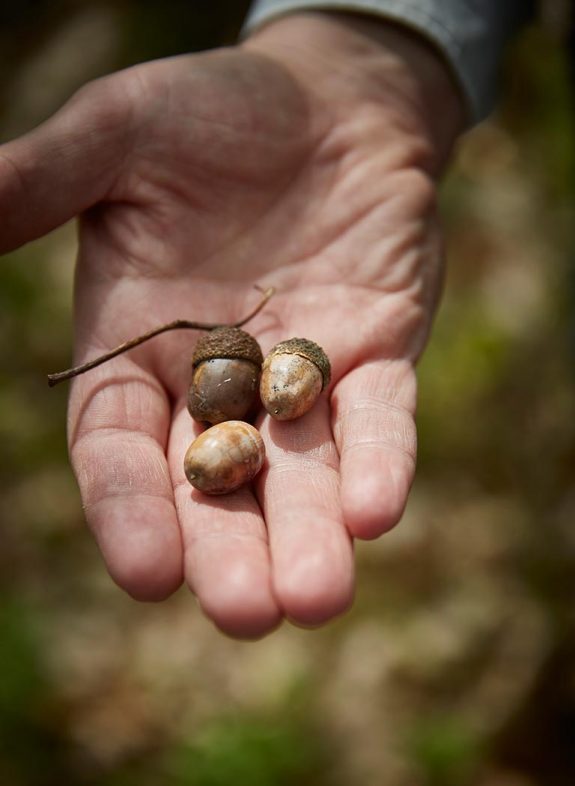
[47,285,274,388]
[187,326,264,425]
[260,337,331,421]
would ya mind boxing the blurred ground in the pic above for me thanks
[0,2,574,785]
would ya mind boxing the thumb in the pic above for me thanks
[0,75,132,253]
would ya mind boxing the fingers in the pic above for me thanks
[256,400,355,626]
[171,400,354,635]
[68,363,184,601]
[0,75,131,253]
[169,405,282,640]
[332,359,417,540]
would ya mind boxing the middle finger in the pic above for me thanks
[169,403,281,639]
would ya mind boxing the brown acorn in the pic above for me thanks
[260,337,331,421]
[187,326,263,425]
[184,420,265,495]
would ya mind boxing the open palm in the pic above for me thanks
[0,16,458,637]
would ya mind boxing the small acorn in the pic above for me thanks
[184,420,265,495]
[187,326,263,425]
[260,337,331,421]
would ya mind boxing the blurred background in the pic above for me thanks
[0,1,573,784]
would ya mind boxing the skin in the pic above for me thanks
[0,12,465,638]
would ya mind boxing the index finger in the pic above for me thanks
[68,358,184,601]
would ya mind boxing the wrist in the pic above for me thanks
[243,11,465,174]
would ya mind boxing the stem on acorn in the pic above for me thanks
[47,285,275,387]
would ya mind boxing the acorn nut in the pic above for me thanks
[184,421,265,495]
[187,326,263,425]
[260,337,331,421]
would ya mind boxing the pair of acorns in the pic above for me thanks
[184,327,330,495]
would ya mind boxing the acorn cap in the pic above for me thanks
[192,327,263,368]
[264,337,331,389]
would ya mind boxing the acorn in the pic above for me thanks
[187,326,263,425]
[184,420,265,495]
[260,337,331,421]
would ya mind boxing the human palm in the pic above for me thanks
[0,17,458,637]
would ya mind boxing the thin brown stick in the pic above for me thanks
[47,286,275,387]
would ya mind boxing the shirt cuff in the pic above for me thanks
[243,0,531,124]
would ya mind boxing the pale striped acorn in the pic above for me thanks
[187,327,263,425]
[260,338,331,421]
[184,420,265,495]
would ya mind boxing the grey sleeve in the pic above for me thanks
[243,0,534,123]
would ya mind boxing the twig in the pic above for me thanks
[47,285,275,387]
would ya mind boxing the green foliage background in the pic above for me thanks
[0,2,573,785]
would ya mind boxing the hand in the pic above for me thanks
[0,12,464,637]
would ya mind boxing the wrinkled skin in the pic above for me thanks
[0,13,463,638]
